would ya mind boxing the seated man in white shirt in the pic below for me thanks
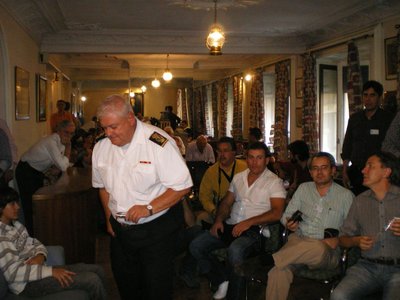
[15,120,74,235]
[190,142,286,300]
[185,135,215,164]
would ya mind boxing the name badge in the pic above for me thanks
[370,129,379,135]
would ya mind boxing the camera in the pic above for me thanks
[288,210,303,223]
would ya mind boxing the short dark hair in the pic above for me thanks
[0,187,19,212]
[218,136,236,151]
[374,152,400,186]
[308,152,336,168]
[362,80,383,97]
[249,127,262,140]
[247,142,271,157]
[288,140,310,161]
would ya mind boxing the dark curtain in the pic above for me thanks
[218,79,228,137]
[347,41,363,114]
[302,53,319,154]
[212,82,219,138]
[232,75,243,141]
[274,60,290,161]
[249,68,265,136]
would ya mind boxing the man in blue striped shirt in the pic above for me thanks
[266,152,354,300]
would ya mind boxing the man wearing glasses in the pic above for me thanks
[15,120,75,235]
[266,152,354,300]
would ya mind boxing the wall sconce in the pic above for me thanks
[245,74,252,81]
[80,96,87,102]
[141,85,147,93]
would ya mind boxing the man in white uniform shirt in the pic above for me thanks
[92,95,192,300]
[190,142,286,300]
[15,120,74,235]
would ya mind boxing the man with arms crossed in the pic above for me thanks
[190,142,286,299]
[266,152,354,300]
[331,152,400,300]
[92,95,192,300]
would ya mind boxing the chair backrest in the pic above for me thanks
[186,161,210,193]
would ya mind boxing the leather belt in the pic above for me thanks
[361,256,400,266]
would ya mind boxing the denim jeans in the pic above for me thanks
[189,226,259,300]
[20,263,107,300]
[331,259,400,300]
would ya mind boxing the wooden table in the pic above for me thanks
[33,167,98,264]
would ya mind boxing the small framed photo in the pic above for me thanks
[36,74,47,122]
[295,78,304,98]
[385,37,398,80]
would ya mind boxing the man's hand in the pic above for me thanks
[232,220,252,237]
[25,254,45,265]
[342,169,351,189]
[52,268,76,287]
[389,218,400,236]
[106,220,115,237]
[358,236,374,250]
[286,219,300,232]
[126,205,150,223]
[322,237,339,249]
[210,221,224,238]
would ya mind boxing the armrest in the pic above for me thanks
[46,246,65,266]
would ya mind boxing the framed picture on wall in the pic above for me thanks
[15,66,30,120]
[36,74,47,122]
[385,36,398,80]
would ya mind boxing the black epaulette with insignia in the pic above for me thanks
[149,131,168,147]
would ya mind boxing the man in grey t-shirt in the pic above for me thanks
[331,152,400,300]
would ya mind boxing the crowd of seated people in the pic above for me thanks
[4,91,400,300]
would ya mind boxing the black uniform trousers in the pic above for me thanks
[15,161,45,235]
[110,203,184,300]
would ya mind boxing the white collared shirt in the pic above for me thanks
[92,120,193,224]
[21,133,69,172]
[227,168,286,224]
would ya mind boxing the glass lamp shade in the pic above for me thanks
[162,69,173,81]
[151,78,160,88]
[206,24,225,55]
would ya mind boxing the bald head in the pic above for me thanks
[196,135,207,153]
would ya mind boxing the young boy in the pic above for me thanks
[0,187,107,299]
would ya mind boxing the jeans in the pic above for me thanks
[331,259,400,300]
[189,225,259,300]
[20,263,107,300]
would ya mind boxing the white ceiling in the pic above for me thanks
[1,0,400,82]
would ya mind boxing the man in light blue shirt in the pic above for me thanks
[266,152,354,300]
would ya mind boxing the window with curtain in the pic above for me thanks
[318,63,369,162]
[206,85,214,137]
[226,81,234,137]
[263,72,275,149]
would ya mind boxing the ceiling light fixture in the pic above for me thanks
[206,0,225,55]
[152,71,160,88]
[162,54,173,81]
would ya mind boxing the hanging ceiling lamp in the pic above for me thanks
[162,54,173,81]
[206,0,225,55]
[151,70,160,88]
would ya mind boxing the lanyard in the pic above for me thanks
[217,160,236,201]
